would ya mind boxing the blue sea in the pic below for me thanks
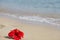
[0,0,60,28]
[0,0,60,13]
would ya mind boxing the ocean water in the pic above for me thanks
[0,0,60,13]
[0,0,60,28]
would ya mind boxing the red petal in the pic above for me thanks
[14,38,20,40]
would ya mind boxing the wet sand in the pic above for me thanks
[0,17,60,40]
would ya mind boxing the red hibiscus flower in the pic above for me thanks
[8,29,24,40]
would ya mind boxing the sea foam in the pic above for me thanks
[0,13,60,27]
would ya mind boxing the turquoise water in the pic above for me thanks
[0,0,60,13]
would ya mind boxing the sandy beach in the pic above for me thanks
[0,0,60,40]
[0,16,60,40]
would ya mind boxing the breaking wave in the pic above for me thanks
[0,13,60,26]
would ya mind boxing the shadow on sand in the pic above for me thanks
[4,36,13,39]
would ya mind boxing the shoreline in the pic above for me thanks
[0,10,60,40]
[0,12,60,28]
[0,16,60,40]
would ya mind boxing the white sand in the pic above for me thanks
[0,17,60,40]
